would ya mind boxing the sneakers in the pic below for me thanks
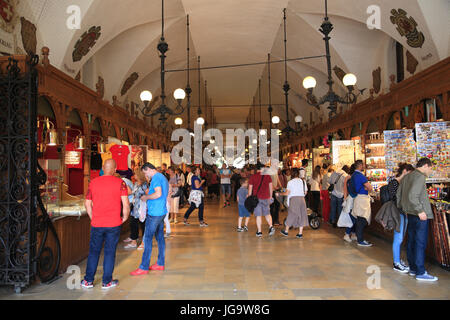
[296,234,303,239]
[223,202,227,208]
[268,226,275,236]
[416,271,438,282]
[350,233,358,241]
[124,243,137,249]
[343,234,352,243]
[183,220,190,226]
[227,201,231,207]
[149,264,165,271]
[123,237,132,243]
[243,226,249,232]
[137,243,144,250]
[237,227,244,232]
[130,268,149,276]
[200,222,209,227]
[408,270,417,277]
[357,240,373,247]
[81,279,94,289]
[280,230,289,237]
[102,279,119,290]
[164,233,170,238]
[393,262,409,273]
[256,232,263,237]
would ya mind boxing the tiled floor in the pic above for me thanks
[1,200,449,300]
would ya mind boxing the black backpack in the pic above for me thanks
[379,185,390,204]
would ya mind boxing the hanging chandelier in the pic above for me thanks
[300,0,364,120]
[136,0,186,125]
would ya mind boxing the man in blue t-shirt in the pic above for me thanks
[131,163,169,276]
[351,160,373,247]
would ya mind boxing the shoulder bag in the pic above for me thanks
[244,175,264,213]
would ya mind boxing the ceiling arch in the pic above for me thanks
[16,0,449,129]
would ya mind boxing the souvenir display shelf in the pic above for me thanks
[364,133,387,194]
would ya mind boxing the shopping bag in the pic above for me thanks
[341,196,354,215]
[337,210,354,228]
[139,200,147,222]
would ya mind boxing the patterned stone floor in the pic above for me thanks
[1,200,449,300]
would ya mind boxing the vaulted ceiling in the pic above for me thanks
[17,0,450,130]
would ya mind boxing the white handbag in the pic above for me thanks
[139,200,147,222]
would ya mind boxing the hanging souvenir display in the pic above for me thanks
[384,129,417,178]
[415,121,450,182]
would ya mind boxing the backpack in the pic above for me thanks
[379,184,391,204]
[347,173,363,198]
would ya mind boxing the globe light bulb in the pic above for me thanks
[295,115,303,123]
[173,88,186,100]
[196,117,205,125]
[174,117,183,125]
[272,116,280,124]
[343,73,357,87]
[140,90,152,102]
[302,76,317,89]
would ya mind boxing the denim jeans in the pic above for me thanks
[84,226,121,284]
[393,213,408,264]
[345,212,357,235]
[355,216,368,243]
[184,197,204,222]
[406,214,428,276]
[330,194,343,224]
[139,215,166,270]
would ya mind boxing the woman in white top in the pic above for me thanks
[308,165,322,214]
[276,168,308,238]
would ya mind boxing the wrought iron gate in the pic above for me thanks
[0,56,61,293]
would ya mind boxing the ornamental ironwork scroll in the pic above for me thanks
[0,56,61,293]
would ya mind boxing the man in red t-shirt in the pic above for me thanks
[248,163,275,237]
[81,159,130,290]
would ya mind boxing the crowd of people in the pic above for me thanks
[80,156,438,289]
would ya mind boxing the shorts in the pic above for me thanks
[253,199,270,217]
[221,184,231,195]
[238,205,250,218]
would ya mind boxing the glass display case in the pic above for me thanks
[38,159,61,209]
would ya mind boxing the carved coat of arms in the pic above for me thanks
[372,67,381,94]
[96,76,104,99]
[0,0,19,33]
[390,9,425,48]
[406,50,419,75]
[72,26,101,62]
[20,17,36,55]
[121,72,139,96]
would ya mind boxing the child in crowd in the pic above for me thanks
[237,178,250,232]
